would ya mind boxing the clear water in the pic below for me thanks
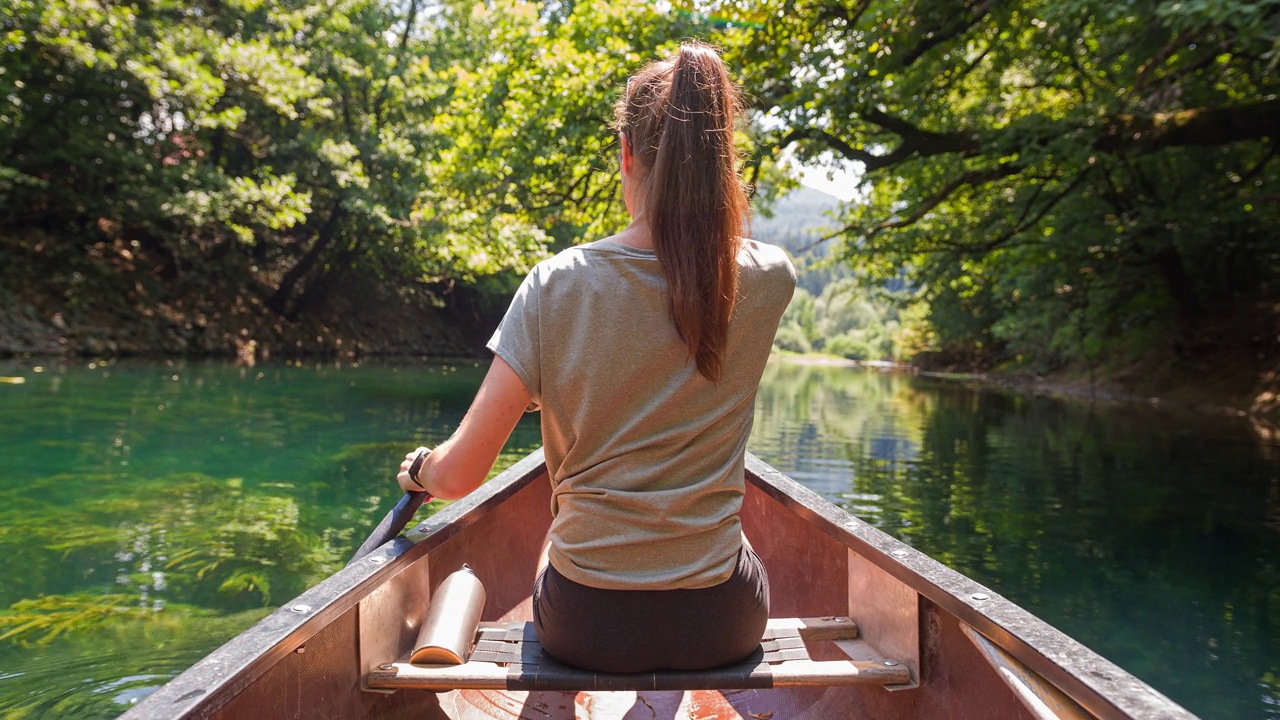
[751,361,1280,719]
[0,359,1276,718]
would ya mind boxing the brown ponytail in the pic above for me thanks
[616,42,749,381]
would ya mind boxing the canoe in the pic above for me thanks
[122,450,1194,720]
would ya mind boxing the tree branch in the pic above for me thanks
[780,112,979,172]
[784,96,1279,182]
[778,126,880,167]
[983,168,1093,252]
[1096,98,1280,153]
[805,162,1022,250]
[862,107,980,153]
[898,0,998,68]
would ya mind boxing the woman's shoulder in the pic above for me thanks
[522,239,651,296]
[738,239,797,285]
[524,243,594,282]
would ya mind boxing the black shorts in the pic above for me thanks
[532,545,770,674]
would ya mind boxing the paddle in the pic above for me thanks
[348,449,432,565]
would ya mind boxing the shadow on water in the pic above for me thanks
[749,361,1280,720]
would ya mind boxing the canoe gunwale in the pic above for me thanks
[743,454,1195,720]
[120,449,549,720]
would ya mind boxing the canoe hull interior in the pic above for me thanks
[124,452,1193,720]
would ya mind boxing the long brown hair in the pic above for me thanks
[616,42,749,381]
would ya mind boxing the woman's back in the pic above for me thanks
[487,237,794,591]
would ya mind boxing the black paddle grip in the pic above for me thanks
[347,448,433,565]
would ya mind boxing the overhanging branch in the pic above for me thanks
[780,112,978,171]
[782,98,1279,180]
[803,162,1022,251]
[1097,98,1280,153]
[982,168,1093,252]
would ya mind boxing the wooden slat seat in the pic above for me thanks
[366,616,911,692]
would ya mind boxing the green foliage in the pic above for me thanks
[714,0,1280,369]
[773,277,928,361]
[7,0,1273,371]
[0,0,715,326]
[775,287,816,353]
[422,1,695,250]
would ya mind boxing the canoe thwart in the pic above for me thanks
[761,615,862,641]
[365,616,910,691]
[472,615,861,643]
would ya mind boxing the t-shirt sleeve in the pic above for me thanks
[486,268,542,411]
[775,253,798,307]
[759,244,797,318]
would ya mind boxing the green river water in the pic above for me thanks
[0,359,1276,718]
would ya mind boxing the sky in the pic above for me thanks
[794,153,864,202]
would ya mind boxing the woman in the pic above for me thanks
[397,42,795,673]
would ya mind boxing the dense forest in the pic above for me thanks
[1,0,1277,407]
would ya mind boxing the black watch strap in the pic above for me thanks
[408,449,430,490]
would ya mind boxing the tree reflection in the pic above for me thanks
[750,360,1280,719]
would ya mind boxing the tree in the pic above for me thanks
[713,0,1280,367]
[0,0,703,341]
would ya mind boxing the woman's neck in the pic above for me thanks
[610,218,653,250]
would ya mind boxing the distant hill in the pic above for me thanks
[751,186,843,256]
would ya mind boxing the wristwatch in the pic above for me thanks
[408,448,431,490]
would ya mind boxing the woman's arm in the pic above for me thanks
[397,356,533,499]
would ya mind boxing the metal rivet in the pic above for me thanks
[369,556,387,565]
[971,593,990,601]
[289,604,311,614]
[883,660,899,666]
[378,663,394,671]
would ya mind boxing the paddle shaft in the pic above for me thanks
[348,449,432,564]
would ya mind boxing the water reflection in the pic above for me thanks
[750,361,1280,719]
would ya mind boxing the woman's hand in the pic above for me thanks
[397,447,432,493]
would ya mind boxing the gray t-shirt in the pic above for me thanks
[487,238,795,590]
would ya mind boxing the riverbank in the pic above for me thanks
[0,236,507,362]
[775,337,1280,424]
[0,284,478,361]
[993,306,1280,421]
[978,370,1266,421]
